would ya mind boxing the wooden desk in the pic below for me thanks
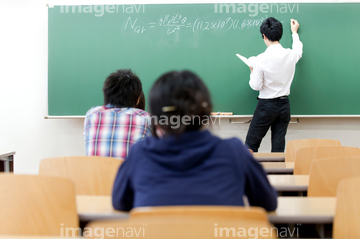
[261,162,294,174]
[254,152,285,162]
[268,175,309,192]
[76,195,128,221]
[268,196,336,224]
[76,195,335,225]
[0,237,78,239]
[0,151,15,172]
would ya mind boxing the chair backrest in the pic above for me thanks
[333,177,360,239]
[307,156,360,196]
[39,156,123,195]
[285,139,341,162]
[85,206,277,239]
[294,146,360,175]
[130,205,268,221]
[0,174,78,236]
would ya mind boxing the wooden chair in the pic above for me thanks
[0,174,78,235]
[294,146,360,175]
[333,177,360,239]
[307,156,360,196]
[285,139,341,162]
[85,206,277,239]
[39,156,123,195]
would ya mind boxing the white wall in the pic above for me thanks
[1,0,359,174]
[0,0,85,174]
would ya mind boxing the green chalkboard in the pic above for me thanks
[48,3,360,116]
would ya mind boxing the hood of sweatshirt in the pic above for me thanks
[139,129,221,171]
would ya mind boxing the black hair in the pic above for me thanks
[260,17,283,42]
[149,70,212,137]
[102,69,142,108]
[136,91,146,110]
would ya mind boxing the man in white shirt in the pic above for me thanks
[245,17,303,152]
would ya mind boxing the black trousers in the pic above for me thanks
[245,97,291,152]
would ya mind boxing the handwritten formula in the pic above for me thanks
[125,14,268,34]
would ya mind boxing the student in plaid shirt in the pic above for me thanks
[84,69,151,159]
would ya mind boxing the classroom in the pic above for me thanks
[1,0,360,238]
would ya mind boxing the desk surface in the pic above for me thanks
[0,237,77,239]
[76,195,128,221]
[0,151,15,160]
[267,175,309,192]
[0,151,15,172]
[254,152,285,162]
[76,195,335,225]
[261,162,294,174]
[269,196,336,224]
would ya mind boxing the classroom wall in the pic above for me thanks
[1,0,359,174]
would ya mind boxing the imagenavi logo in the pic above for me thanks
[60,4,145,17]
[214,3,299,17]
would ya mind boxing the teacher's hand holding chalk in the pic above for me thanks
[291,19,300,33]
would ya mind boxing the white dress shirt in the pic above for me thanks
[249,33,303,99]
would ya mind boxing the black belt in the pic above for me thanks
[275,96,288,100]
[257,96,288,100]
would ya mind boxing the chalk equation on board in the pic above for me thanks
[124,14,268,34]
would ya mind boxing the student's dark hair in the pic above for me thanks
[149,70,212,137]
[136,91,146,110]
[260,17,283,42]
[103,69,142,108]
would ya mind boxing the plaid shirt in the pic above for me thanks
[84,104,151,159]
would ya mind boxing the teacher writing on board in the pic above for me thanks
[245,17,303,152]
